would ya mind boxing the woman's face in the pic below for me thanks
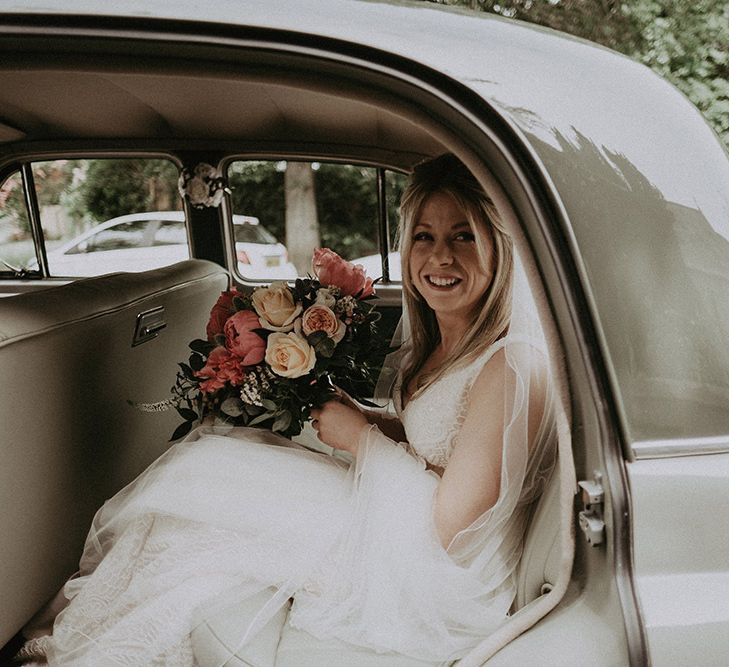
[408,191,494,325]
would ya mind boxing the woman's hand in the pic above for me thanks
[310,399,369,456]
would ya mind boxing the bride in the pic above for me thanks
[26,154,556,665]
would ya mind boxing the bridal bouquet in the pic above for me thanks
[160,249,382,440]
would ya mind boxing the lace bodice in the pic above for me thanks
[395,343,505,468]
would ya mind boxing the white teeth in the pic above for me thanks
[427,276,458,287]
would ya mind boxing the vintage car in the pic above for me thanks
[1,1,728,665]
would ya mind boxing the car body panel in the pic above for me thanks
[628,452,729,665]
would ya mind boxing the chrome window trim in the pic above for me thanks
[632,436,729,459]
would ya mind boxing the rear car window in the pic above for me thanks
[226,159,407,281]
[0,157,186,279]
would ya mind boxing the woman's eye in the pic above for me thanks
[454,232,476,242]
[413,232,432,242]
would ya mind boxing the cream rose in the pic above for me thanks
[301,304,346,344]
[252,282,302,331]
[265,332,317,378]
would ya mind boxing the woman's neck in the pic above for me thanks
[435,314,470,354]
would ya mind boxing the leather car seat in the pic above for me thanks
[0,260,228,648]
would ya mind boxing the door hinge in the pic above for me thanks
[578,471,605,546]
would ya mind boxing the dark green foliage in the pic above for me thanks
[424,0,729,149]
[228,161,408,260]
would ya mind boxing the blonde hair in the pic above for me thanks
[398,154,513,396]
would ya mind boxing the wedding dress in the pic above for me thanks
[41,335,556,666]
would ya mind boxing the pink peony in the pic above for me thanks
[206,289,240,341]
[312,248,375,298]
[224,310,266,366]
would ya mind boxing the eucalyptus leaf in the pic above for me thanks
[176,406,198,421]
[248,411,274,426]
[314,336,336,358]
[272,411,292,433]
[261,399,277,411]
[220,397,245,417]
[178,362,196,380]
[189,353,205,372]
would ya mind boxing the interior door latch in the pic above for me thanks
[132,306,166,347]
[578,472,605,546]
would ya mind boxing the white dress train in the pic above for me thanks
[44,337,556,665]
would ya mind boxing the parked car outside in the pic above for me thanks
[38,211,296,280]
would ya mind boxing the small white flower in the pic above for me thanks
[314,288,336,308]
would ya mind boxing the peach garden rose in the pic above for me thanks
[301,304,346,343]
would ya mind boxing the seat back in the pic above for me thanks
[0,260,228,647]
[514,466,563,609]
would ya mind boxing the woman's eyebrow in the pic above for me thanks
[413,221,470,230]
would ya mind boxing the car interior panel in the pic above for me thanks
[0,260,228,649]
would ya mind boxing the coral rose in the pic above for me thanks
[206,288,240,341]
[265,332,316,378]
[195,346,250,393]
[252,282,302,331]
[301,304,346,344]
[223,310,266,366]
[312,247,374,298]
[195,346,232,393]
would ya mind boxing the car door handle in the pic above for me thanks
[132,306,167,346]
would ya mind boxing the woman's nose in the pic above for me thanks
[429,239,453,265]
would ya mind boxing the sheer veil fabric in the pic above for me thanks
[42,258,557,665]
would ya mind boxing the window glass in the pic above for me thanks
[0,171,33,273]
[227,160,405,282]
[30,158,184,277]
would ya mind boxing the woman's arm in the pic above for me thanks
[314,347,548,548]
[434,347,548,548]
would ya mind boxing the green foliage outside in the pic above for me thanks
[424,0,729,149]
[0,158,180,240]
[228,161,407,261]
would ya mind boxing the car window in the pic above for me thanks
[0,171,33,274]
[0,157,186,279]
[226,160,407,281]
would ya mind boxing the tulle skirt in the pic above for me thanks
[45,425,513,665]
